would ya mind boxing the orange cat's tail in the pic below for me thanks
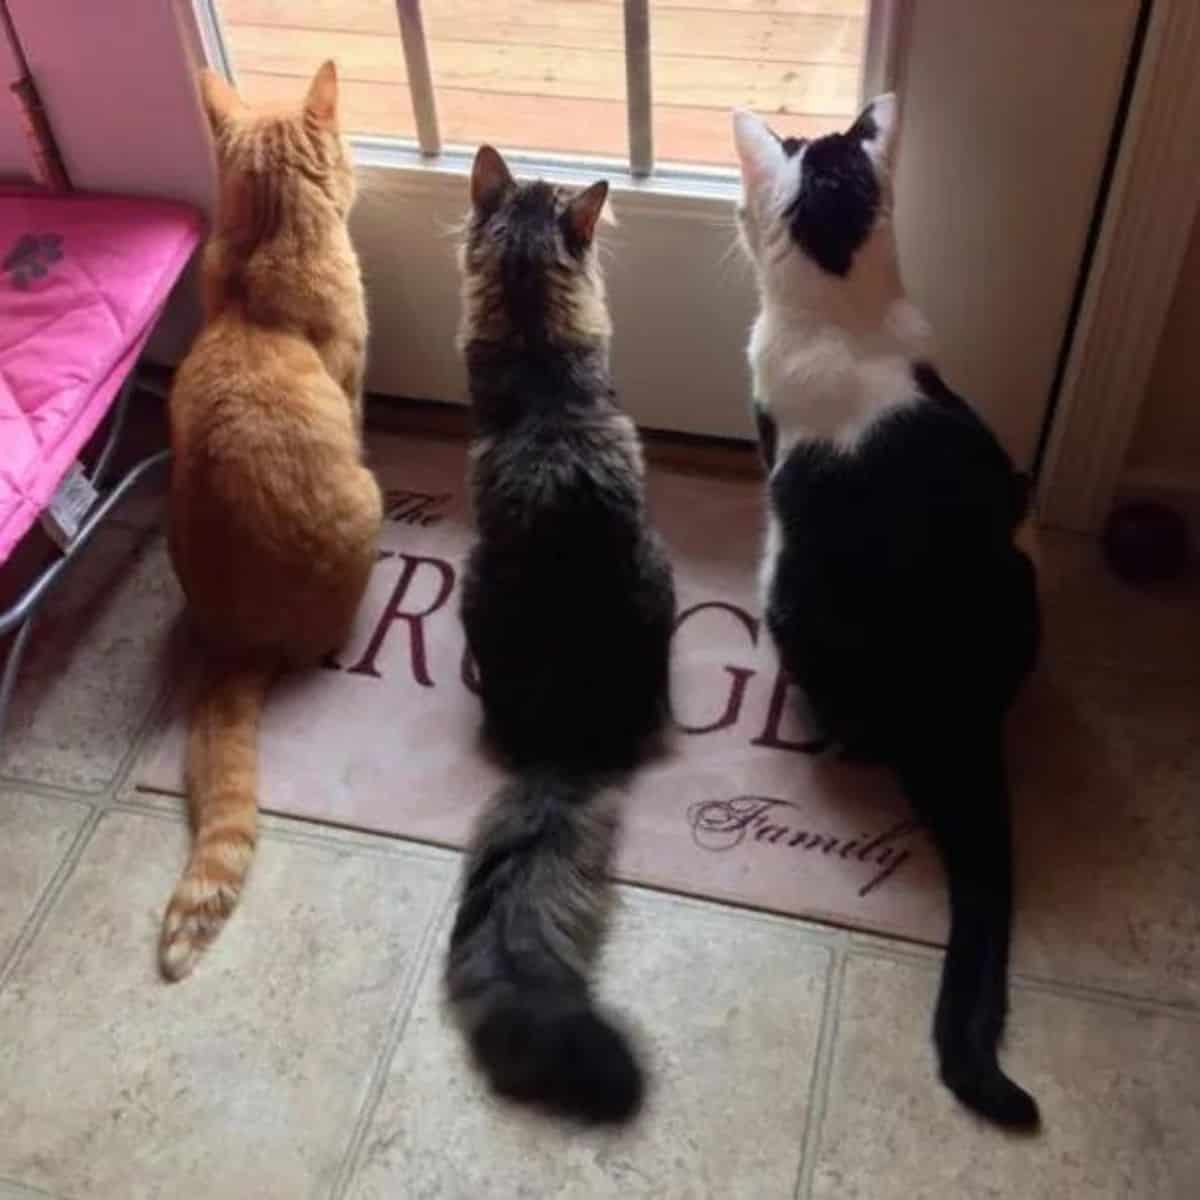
[159,659,276,981]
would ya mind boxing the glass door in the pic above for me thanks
[189,0,1144,465]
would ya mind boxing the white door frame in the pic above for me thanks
[1038,0,1200,533]
[861,0,911,101]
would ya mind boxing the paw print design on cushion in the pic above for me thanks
[3,232,64,289]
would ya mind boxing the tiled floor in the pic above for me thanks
[1,424,1199,1199]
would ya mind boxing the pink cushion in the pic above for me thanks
[0,189,203,562]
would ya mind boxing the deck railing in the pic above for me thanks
[195,0,897,178]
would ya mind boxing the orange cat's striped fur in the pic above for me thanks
[160,61,382,979]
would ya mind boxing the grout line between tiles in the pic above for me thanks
[0,795,458,1200]
[115,795,854,949]
[1008,971,1200,1019]
[113,790,184,818]
[98,646,188,809]
[0,1173,66,1199]
[793,945,847,1200]
[109,799,461,869]
[0,620,183,807]
[0,805,102,995]
[113,796,1200,1025]
[851,938,1200,1024]
[0,771,113,803]
[261,821,460,865]
[0,521,183,803]
[616,876,852,946]
[329,870,461,1200]
[0,777,99,805]
[1014,969,1200,1022]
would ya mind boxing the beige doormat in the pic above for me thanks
[138,431,952,943]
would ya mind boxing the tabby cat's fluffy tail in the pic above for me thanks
[446,768,643,1123]
[159,660,274,981]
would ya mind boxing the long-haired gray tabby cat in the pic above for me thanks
[445,146,675,1123]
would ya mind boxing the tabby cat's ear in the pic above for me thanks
[305,60,339,128]
[563,180,610,248]
[470,145,515,217]
[732,109,785,189]
[851,92,899,169]
[198,69,242,135]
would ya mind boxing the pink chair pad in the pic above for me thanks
[0,189,203,562]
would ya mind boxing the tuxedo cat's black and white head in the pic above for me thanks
[733,95,900,306]
[732,95,930,459]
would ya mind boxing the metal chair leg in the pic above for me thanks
[0,417,169,749]
[0,616,36,743]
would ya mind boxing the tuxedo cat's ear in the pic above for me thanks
[850,92,899,169]
[563,180,610,248]
[732,109,786,189]
[471,145,515,217]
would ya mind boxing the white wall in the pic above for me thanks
[7,0,212,207]
[347,162,761,440]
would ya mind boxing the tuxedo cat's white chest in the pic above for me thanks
[749,312,920,454]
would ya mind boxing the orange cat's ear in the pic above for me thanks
[305,60,339,128]
[470,145,514,217]
[564,180,610,248]
[199,69,242,134]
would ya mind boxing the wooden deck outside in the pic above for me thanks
[217,1,867,167]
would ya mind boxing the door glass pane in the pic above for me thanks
[214,1,627,156]
[215,1,414,138]
[651,0,868,167]
[213,2,866,165]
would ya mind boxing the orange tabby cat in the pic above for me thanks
[160,61,382,980]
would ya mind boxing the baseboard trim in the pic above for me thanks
[365,395,763,480]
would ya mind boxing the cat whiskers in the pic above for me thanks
[718,227,753,279]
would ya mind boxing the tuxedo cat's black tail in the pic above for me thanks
[445,768,642,1124]
[898,727,1040,1130]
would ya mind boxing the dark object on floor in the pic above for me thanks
[1102,501,1191,585]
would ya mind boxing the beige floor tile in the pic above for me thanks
[0,809,453,1200]
[0,1182,56,1199]
[1037,530,1200,682]
[1008,662,1200,1008]
[0,527,182,792]
[0,790,90,968]
[113,772,183,816]
[347,889,834,1200]
[811,954,1200,1200]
